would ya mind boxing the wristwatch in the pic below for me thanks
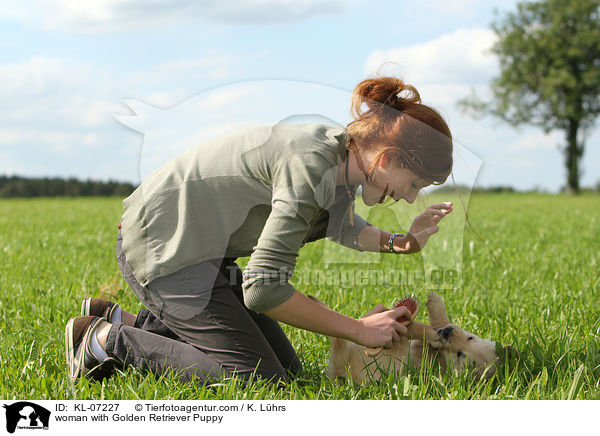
[388,232,404,253]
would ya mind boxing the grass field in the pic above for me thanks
[1,194,599,400]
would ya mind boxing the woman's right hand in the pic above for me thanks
[352,305,411,348]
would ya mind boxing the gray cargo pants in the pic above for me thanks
[104,230,302,385]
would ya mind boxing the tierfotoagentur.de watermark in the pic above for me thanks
[225,265,459,289]
[116,79,482,315]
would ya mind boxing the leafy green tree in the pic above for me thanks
[459,0,600,194]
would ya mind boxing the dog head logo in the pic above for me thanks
[3,402,51,434]
[115,80,482,292]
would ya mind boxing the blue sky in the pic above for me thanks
[1,0,598,191]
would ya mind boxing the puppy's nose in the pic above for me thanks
[440,326,454,340]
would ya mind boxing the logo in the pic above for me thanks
[3,402,50,434]
[115,80,482,296]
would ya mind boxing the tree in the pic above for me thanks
[458,0,600,194]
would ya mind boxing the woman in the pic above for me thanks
[65,76,454,386]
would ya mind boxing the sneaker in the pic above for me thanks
[64,316,120,383]
[81,298,120,323]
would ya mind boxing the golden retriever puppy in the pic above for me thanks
[310,293,503,384]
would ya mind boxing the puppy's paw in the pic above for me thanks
[426,293,450,329]
[426,292,444,311]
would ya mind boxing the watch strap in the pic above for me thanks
[388,232,404,253]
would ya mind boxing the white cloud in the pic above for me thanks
[0,56,95,97]
[0,57,123,130]
[0,51,247,128]
[0,52,258,181]
[0,128,101,152]
[362,27,500,146]
[364,27,497,86]
[0,0,349,32]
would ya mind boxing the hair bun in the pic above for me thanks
[395,81,421,109]
[351,77,422,118]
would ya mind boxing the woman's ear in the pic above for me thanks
[379,150,393,169]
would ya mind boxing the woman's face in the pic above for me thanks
[359,159,430,207]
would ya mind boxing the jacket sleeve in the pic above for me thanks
[322,187,373,251]
[242,152,336,312]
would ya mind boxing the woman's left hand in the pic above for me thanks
[393,202,453,253]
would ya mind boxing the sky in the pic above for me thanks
[0,0,598,192]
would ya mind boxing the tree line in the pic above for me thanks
[0,175,136,198]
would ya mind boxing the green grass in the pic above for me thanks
[1,194,599,399]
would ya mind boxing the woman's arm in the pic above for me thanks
[355,225,396,253]
[262,290,411,348]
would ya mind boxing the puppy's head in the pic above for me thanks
[427,293,517,378]
[435,324,499,378]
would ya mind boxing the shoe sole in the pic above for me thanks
[81,298,92,317]
[65,317,80,383]
[66,316,106,383]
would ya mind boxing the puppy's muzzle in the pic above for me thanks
[438,326,454,341]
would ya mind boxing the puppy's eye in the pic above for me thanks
[457,351,463,358]
[467,337,474,341]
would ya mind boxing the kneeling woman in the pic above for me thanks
[65,76,454,385]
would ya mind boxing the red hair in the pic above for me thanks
[345,76,453,184]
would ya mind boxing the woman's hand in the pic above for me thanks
[394,202,453,254]
[351,305,411,348]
